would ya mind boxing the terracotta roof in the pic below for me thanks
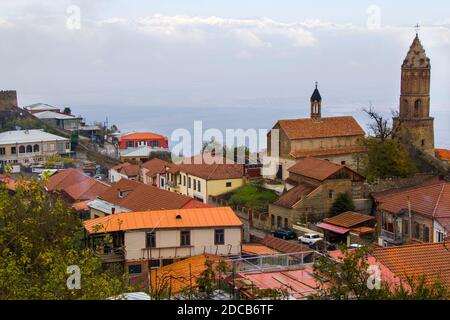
[142,158,169,176]
[373,181,450,232]
[373,242,450,289]
[290,145,366,159]
[150,254,224,294]
[83,207,242,234]
[260,235,310,254]
[242,244,280,255]
[120,132,167,140]
[273,183,316,209]
[45,169,110,201]
[324,211,374,228]
[276,116,365,140]
[112,162,140,177]
[98,179,207,211]
[288,157,347,181]
[435,148,450,161]
[178,163,245,180]
[72,200,91,211]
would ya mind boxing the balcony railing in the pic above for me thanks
[380,229,403,244]
[94,246,125,263]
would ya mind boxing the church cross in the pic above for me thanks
[415,23,420,35]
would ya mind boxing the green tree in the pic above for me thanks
[311,247,448,300]
[0,179,132,299]
[70,131,79,151]
[329,192,355,216]
[362,137,416,182]
[63,107,71,115]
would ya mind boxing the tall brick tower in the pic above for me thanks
[393,34,434,156]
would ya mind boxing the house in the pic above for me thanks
[45,168,110,203]
[119,146,170,164]
[269,157,365,230]
[118,132,168,150]
[87,178,211,219]
[165,163,246,203]
[371,242,450,291]
[140,158,171,187]
[83,207,243,277]
[0,129,71,167]
[435,149,450,165]
[78,125,103,143]
[317,211,375,246]
[266,85,366,180]
[373,178,450,246]
[109,162,140,182]
[34,110,82,131]
[23,103,60,114]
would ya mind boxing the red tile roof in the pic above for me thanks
[178,163,245,180]
[242,244,280,255]
[83,207,242,234]
[288,157,346,181]
[273,183,316,209]
[142,158,169,176]
[317,222,350,234]
[112,162,140,177]
[277,116,365,140]
[45,169,110,201]
[373,181,450,232]
[324,211,374,228]
[373,242,450,289]
[290,145,366,159]
[98,179,208,211]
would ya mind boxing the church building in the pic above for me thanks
[393,34,435,156]
[267,84,366,180]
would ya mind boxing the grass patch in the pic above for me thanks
[227,183,278,211]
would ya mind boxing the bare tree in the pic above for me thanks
[362,105,393,141]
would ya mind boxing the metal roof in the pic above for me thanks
[87,198,130,215]
[0,129,69,144]
[120,146,169,158]
[24,103,59,111]
[34,110,81,120]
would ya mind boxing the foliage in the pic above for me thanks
[148,151,173,163]
[362,137,416,182]
[63,107,71,115]
[0,179,132,299]
[329,193,355,216]
[228,183,277,211]
[311,247,448,300]
[0,116,44,133]
[70,131,79,149]
[45,156,78,168]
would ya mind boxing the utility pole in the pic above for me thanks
[407,195,412,242]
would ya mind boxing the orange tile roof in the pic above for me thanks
[288,157,345,181]
[277,116,365,140]
[435,148,450,161]
[46,169,110,201]
[98,179,205,211]
[150,254,224,294]
[83,206,242,234]
[112,162,140,177]
[120,132,167,140]
[242,244,280,255]
[178,163,245,180]
[324,211,374,228]
[273,182,316,209]
[374,181,450,232]
[373,242,450,289]
[290,145,367,159]
[142,158,169,176]
[72,200,91,211]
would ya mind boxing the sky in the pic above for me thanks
[0,1,449,146]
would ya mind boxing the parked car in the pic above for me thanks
[298,233,323,245]
[272,227,297,240]
[348,243,364,249]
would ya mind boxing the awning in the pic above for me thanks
[317,222,350,235]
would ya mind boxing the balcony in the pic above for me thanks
[94,246,125,263]
[380,229,404,245]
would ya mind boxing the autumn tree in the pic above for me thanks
[0,179,132,299]
[329,193,355,217]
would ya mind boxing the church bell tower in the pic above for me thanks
[393,32,435,156]
[310,82,322,121]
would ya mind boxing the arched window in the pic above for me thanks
[402,99,408,117]
[26,145,33,153]
[33,144,40,152]
[414,100,421,118]
[19,145,25,154]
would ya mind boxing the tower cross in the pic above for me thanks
[415,23,420,35]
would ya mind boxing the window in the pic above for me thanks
[183,176,186,186]
[197,181,201,192]
[414,99,421,118]
[328,189,334,200]
[192,179,196,191]
[188,177,191,189]
[423,225,430,242]
[162,259,174,266]
[128,264,142,274]
[33,144,39,152]
[284,218,288,228]
[146,232,156,248]
[0,148,5,155]
[151,140,159,147]
[215,229,225,245]
[11,147,16,154]
[226,182,232,188]
[26,145,32,153]
[149,260,160,269]
[180,230,191,246]
[178,175,182,184]
[403,220,409,236]
[341,161,346,165]
[437,231,445,243]
[271,215,275,227]
[19,145,25,154]
[413,222,420,240]
[277,216,282,228]
[127,141,134,148]
[421,139,425,147]
[66,143,70,150]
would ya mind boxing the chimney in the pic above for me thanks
[111,207,116,215]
